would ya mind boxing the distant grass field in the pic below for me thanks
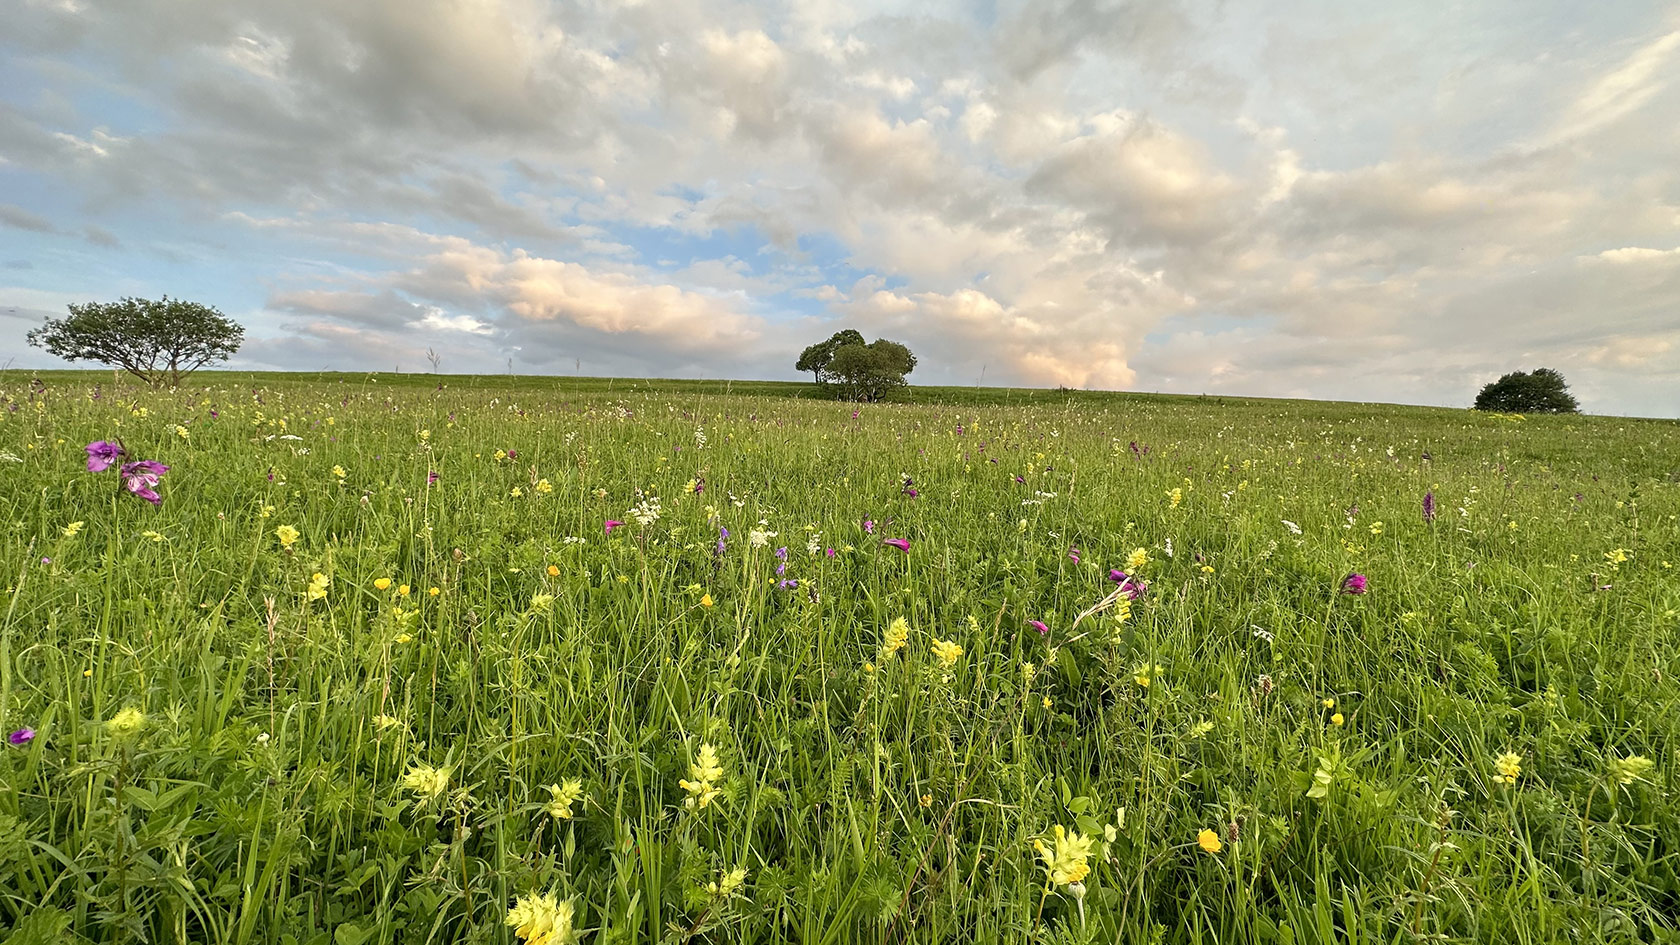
[1,370,1677,944]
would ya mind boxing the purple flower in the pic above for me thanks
[506,449,517,459]
[1029,619,1049,635]
[1108,570,1147,600]
[863,519,875,535]
[1422,491,1436,523]
[7,728,34,746]
[1068,547,1080,563]
[825,547,836,557]
[774,546,788,560]
[775,562,787,576]
[428,470,439,485]
[777,578,799,590]
[883,538,910,552]
[1342,573,1368,595]
[604,520,625,534]
[119,460,169,506]
[85,440,126,472]
[903,487,919,498]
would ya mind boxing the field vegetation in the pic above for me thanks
[1,371,1676,944]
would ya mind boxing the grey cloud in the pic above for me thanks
[0,203,56,233]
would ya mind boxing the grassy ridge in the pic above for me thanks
[0,372,1676,943]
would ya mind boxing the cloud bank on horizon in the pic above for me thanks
[2,0,1678,415]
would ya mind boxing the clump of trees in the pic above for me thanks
[28,296,244,387]
[796,330,917,401]
[1473,368,1579,414]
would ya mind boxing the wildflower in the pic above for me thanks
[1610,754,1655,786]
[680,742,725,810]
[1323,698,1335,709]
[863,519,875,534]
[1034,825,1093,886]
[530,593,554,612]
[401,763,450,800]
[546,565,560,577]
[511,486,524,498]
[536,478,553,495]
[373,715,402,731]
[883,537,911,552]
[332,465,347,479]
[1068,546,1080,563]
[707,867,748,897]
[1168,487,1183,509]
[700,593,714,608]
[276,525,300,549]
[428,586,440,596]
[505,892,576,945]
[141,530,164,542]
[1494,752,1522,784]
[604,519,624,534]
[1132,663,1162,688]
[307,572,331,601]
[1107,570,1147,599]
[1126,547,1149,572]
[544,779,584,819]
[397,584,410,596]
[119,460,170,505]
[881,617,911,660]
[1368,520,1384,536]
[1422,491,1436,522]
[106,707,146,738]
[427,470,439,485]
[1341,573,1368,595]
[62,521,84,538]
[85,440,126,472]
[930,637,963,669]
[374,578,392,591]
[1331,713,1345,726]
[1189,719,1214,738]
[1029,619,1049,635]
[8,728,36,746]
[1197,829,1223,854]
[1282,519,1302,535]
[919,793,933,808]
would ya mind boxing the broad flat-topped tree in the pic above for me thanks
[28,296,245,388]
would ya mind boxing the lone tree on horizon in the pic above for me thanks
[796,328,917,401]
[27,296,244,387]
[1473,367,1580,414]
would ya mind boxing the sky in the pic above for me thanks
[2,0,1678,416]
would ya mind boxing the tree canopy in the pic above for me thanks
[795,329,865,385]
[27,296,244,387]
[823,337,917,402]
[1473,368,1580,414]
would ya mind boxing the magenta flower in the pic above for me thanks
[604,520,625,534]
[825,547,836,557]
[883,538,910,552]
[1068,547,1080,563]
[427,470,439,485]
[119,460,169,506]
[1108,570,1148,600]
[1029,619,1049,635]
[7,728,34,746]
[1341,573,1368,595]
[1422,491,1436,523]
[85,440,126,472]
[863,519,876,535]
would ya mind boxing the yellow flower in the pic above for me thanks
[62,521,85,538]
[1610,754,1654,786]
[307,572,331,601]
[275,525,300,549]
[536,478,553,495]
[1197,828,1223,854]
[1126,547,1149,572]
[919,793,933,808]
[106,707,146,738]
[511,486,524,498]
[1167,487,1183,509]
[141,530,164,543]
[1331,712,1345,726]
[530,593,554,612]
[1042,695,1053,709]
[544,779,584,819]
[1322,698,1335,709]
[398,584,410,597]
[546,564,560,577]
[175,424,189,440]
[331,465,347,479]
[930,637,963,669]
[505,892,576,945]
[373,714,402,731]
[706,867,748,897]
[401,763,450,800]
[1494,751,1522,783]
[880,616,911,660]
[1132,662,1162,688]
[679,743,725,810]
[1034,825,1093,886]
[374,578,392,591]
[700,593,714,608]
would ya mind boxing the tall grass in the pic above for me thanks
[0,371,1675,943]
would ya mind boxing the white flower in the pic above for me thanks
[1281,519,1302,535]
[748,528,775,548]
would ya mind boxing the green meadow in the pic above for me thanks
[1,370,1676,944]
